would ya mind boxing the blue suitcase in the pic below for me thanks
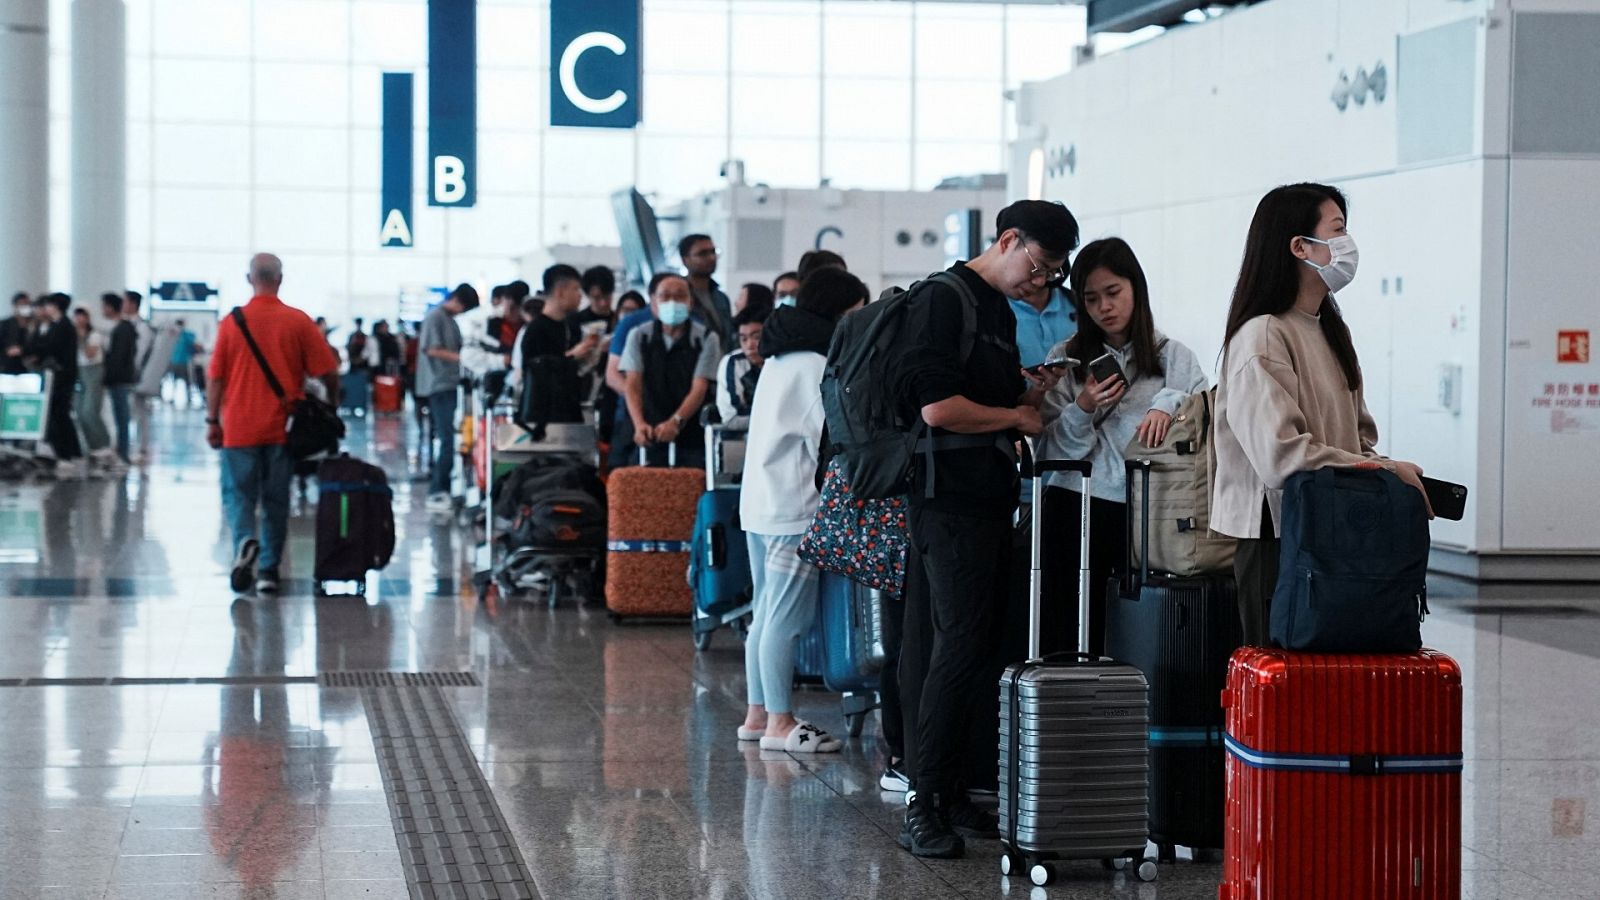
[339,370,370,415]
[790,575,879,737]
[690,423,754,650]
[817,573,885,694]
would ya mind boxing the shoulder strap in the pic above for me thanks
[724,352,739,386]
[230,308,286,400]
[923,271,980,365]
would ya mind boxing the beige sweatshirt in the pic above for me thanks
[1212,310,1381,538]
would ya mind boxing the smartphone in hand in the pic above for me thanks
[1088,352,1125,386]
[1025,355,1078,376]
[1420,477,1468,521]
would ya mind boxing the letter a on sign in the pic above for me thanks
[380,209,414,246]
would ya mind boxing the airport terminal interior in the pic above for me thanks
[2,1,1598,898]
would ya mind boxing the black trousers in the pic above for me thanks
[878,588,904,763]
[45,376,81,461]
[1233,499,1279,646]
[1039,487,1128,657]
[898,506,1011,800]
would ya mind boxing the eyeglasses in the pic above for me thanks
[1021,243,1067,288]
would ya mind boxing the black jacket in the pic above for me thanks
[105,319,139,386]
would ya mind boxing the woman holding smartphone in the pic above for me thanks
[1214,183,1432,646]
[1039,237,1208,654]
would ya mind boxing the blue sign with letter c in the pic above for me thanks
[550,0,641,128]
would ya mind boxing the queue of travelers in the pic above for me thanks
[11,180,1435,866]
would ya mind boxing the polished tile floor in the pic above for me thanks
[1,407,1597,899]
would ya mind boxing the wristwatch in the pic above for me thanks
[672,414,686,427]
[205,417,220,425]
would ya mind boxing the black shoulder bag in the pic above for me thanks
[230,308,345,459]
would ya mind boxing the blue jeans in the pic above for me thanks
[107,384,132,461]
[220,444,292,570]
[743,532,821,715]
[427,389,457,495]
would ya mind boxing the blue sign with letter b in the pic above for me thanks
[550,0,641,129]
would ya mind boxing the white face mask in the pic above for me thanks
[657,300,691,326]
[1300,234,1359,294]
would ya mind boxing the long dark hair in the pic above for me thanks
[1064,237,1164,381]
[1223,183,1362,390]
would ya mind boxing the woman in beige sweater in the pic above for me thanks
[1213,183,1432,645]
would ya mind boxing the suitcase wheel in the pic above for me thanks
[1136,859,1158,882]
[845,711,865,738]
[1028,862,1055,887]
[998,851,1024,878]
[1105,858,1126,872]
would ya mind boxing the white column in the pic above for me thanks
[71,0,126,304]
[0,1,49,297]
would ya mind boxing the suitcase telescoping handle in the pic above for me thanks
[1023,440,1092,661]
[636,441,678,468]
[1123,458,1153,597]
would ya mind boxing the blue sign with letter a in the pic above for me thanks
[550,0,641,129]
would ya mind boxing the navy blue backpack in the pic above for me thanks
[1270,467,1430,652]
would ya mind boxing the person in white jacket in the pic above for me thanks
[736,267,869,754]
[1039,237,1208,655]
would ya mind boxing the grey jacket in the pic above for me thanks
[1039,331,1209,503]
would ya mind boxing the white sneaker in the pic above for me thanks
[425,492,454,513]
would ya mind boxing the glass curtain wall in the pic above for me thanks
[46,0,1083,321]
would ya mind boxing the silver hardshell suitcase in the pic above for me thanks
[998,453,1155,887]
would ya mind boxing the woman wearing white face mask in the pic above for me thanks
[1214,183,1433,645]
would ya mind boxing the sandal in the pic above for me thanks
[759,720,843,754]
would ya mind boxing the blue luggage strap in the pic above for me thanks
[1150,725,1223,747]
[1224,734,1463,776]
[608,539,692,553]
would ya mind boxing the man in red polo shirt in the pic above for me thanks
[206,253,339,595]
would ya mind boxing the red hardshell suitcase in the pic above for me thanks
[1220,648,1463,900]
[373,374,403,414]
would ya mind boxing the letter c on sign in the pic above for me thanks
[560,31,628,115]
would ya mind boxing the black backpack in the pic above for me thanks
[818,271,1003,500]
[1269,467,1430,652]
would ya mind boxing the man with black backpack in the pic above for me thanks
[881,200,1078,859]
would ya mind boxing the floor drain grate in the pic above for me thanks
[319,671,481,688]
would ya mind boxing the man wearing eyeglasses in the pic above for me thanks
[678,233,733,346]
[887,199,1079,860]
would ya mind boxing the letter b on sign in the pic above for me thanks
[433,156,467,205]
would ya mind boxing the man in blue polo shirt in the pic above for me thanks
[1009,280,1076,369]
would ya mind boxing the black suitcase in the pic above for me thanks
[314,454,396,593]
[999,452,1155,888]
[1104,459,1242,860]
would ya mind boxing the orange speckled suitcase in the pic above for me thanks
[605,448,702,619]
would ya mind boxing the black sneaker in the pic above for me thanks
[255,566,281,596]
[898,792,964,859]
[229,538,259,593]
[879,760,910,793]
[944,796,999,840]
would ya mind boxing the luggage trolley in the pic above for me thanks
[472,383,602,607]
[0,372,54,480]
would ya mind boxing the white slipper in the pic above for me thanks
[758,721,843,754]
[737,725,764,741]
